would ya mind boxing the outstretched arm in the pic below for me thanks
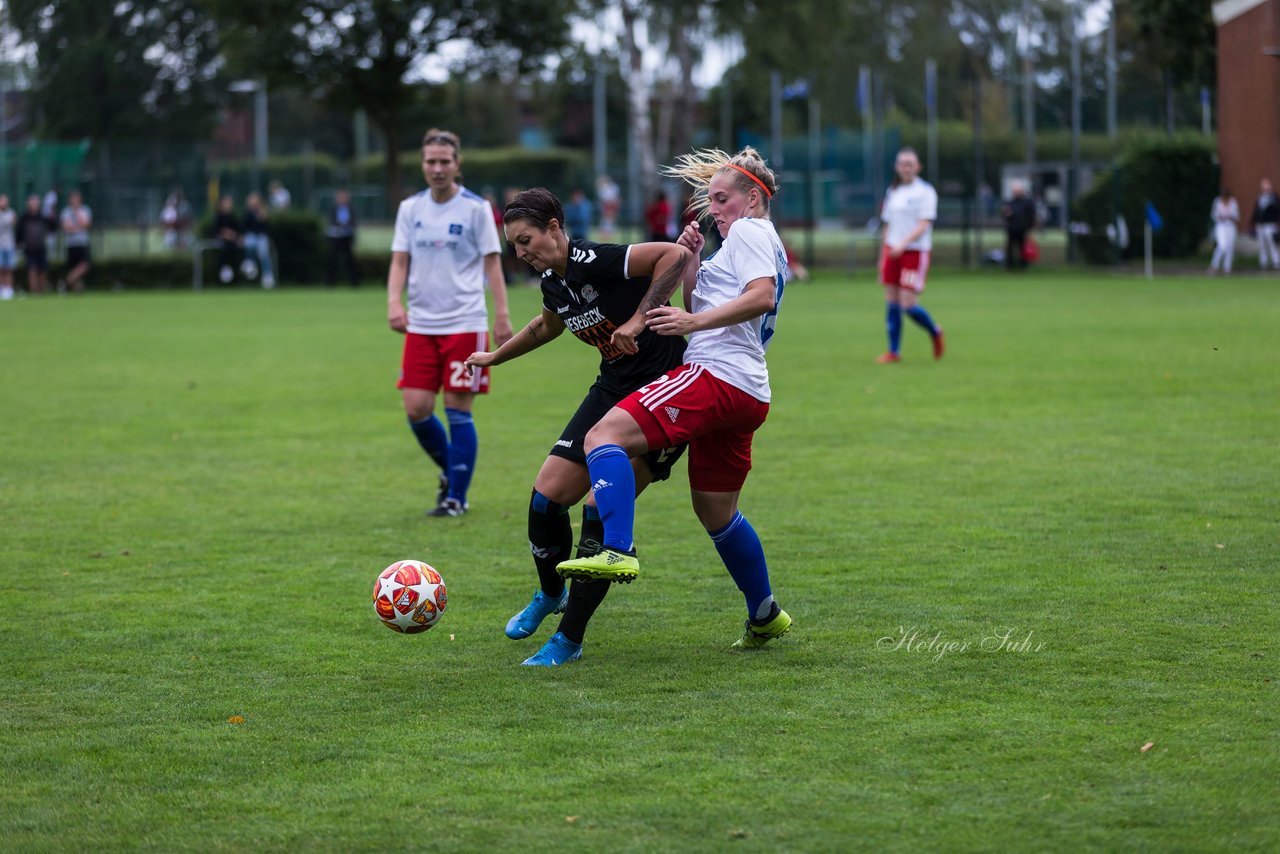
[609,242,691,354]
[465,308,566,370]
[645,276,776,337]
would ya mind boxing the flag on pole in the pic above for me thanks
[1145,202,1163,231]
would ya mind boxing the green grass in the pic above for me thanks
[1,269,1277,852]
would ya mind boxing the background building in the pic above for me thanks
[1214,0,1280,198]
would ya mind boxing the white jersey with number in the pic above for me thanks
[682,217,787,403]
[881,178,938,251]
[392,186,501,335]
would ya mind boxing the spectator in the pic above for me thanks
[16,195,56,295]
[242,192,275,288]
[1208,188,1240,276]
[59,190,92,294]
[644,191,672,242]
[1250,178,1279,271]
[596,174,620,238]
[0,194,15,300]
[161,189,193,250]
[1002,181,1037,270]
[214,195,242,284]
[501,187,528,283]
[268,179,291,209]
[563,187,593,239]
[783,242,810,283]
[327,188,359,287]
[41,186,59,258]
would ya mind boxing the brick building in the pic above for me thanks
[1213,0,1280,205]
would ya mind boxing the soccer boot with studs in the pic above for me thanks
[556,546,639,583]
[504,588,570,640]
[732,607,793,649]
[522,631,583,667]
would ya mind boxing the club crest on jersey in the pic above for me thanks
[580,285,598,302]
[448,223,464,235]
[570,247,597,264]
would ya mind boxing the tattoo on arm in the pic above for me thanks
[640,252,689,313]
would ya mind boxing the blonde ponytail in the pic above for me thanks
[660,146,779,221]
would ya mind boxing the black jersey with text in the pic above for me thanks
[541,239,686,395]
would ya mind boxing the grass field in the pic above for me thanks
[2,269,1277,852]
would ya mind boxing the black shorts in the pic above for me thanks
[550,381,687,482]
[24,248,48,272]
[67,245,91,267]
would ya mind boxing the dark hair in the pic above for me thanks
[503,187,565,231]
[421,128,461,158]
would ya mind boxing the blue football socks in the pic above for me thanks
[906,304,939,337]
[409,414,449,472]
[709,511,775,621]
[886,302,903,354]
[445,408,477,504]
[585,444,636,552]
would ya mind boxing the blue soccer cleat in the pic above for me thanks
[522,632,583,667]
[504,589,569,640]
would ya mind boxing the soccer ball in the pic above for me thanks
[372,560,448,633]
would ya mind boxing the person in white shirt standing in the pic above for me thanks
[388,128,514,517]
[877,147,944,364]
[557,146,793,654]
[1208,188,1240,275]
[0,194,16,300]
[59,191,92,294]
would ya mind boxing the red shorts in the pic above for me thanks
[398,331,490,394]
[880,247,930,293]
[618,364,769,493]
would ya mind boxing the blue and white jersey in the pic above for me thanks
[392,185,501,335]
[682,217,787,403]
[881,178,937,251]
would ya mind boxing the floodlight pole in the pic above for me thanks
[593,56,607,183]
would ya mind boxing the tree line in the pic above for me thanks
[3,0,1215,207]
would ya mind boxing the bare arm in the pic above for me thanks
[675,222,705,307]
[888,218,933,256]
[609,242,691,354]
[465,308,565,370]
[484,253,514,346]
[646,277,776,337]
[387,251,410,333]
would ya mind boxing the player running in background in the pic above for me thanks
[876,147,944,364]
[388,128,513,517]
[464,188,691,667]
[556,146,792,654]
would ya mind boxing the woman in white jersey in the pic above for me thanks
[1208,188,1240,275]
[877,147,944,364]
[556,146,793,654]
[388,129,514,517]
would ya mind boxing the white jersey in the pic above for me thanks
[0,208,15,251]
[881,178,938,251]
[682,218,787,403]
[61,205,92,247]
[392,186,501,335]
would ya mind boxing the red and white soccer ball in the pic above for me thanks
[372,560,448,634]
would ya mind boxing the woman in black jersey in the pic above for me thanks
[465,188,691,667]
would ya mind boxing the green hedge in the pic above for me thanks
[197,210,328,282]
[75,248,389,290]
[1071,134,1218,264]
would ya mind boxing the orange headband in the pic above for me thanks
[724,163,773,200]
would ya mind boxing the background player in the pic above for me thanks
[876,147,944,364]
[388,128,513,517]
[556,146,792,653]
[465,188,690,667]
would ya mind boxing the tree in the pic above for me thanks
[8,0,223,142]
[211,0,579,211]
